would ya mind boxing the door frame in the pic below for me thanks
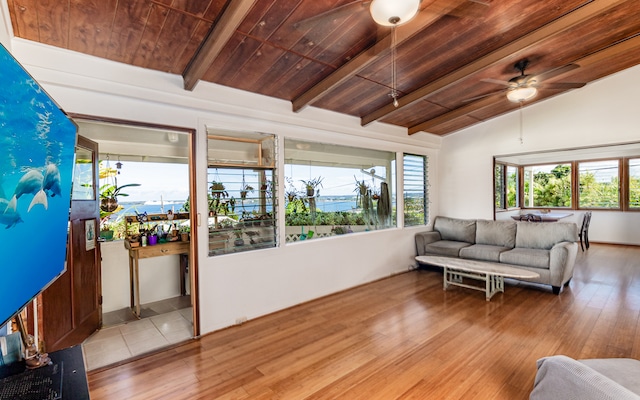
[70,114,200,337]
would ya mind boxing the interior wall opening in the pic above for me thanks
[73,117,197,371]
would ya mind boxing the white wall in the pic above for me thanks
[437,64,640,245]
[99,240,185,313]
[6,38,440,335]
[0,1,11,49]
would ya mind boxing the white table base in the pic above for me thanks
[444,267,505,301]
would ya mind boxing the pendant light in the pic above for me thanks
[369,0,420,108]
[369,0,420,26]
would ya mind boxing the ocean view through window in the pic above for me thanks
[284,139,396,242]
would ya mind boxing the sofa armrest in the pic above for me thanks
[415,231,441,256]
[531,355,640,400]
[549,241,578,287]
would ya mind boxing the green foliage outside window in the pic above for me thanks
[524,164,572,207]
[506,166,518,208]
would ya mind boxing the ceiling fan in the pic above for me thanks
[466,59,586,103]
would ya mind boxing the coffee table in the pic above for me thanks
[415,255,540,301]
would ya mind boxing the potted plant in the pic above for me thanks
[300,176,323,198]
[99,182,141,212]
[233,229,244,246]
[179,225,190,242]
[99,161,141,213]
[99,220,114,241]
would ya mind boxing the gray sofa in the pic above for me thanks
[531,355,640,399]
[415,216,578,294]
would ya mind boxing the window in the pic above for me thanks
[403,154,428,226]
[506,165,518,208]
[494,163,518,210]
[495,163,505,210]
[523,164,572,208]
[578,160,620,209]
[207,130,276,256]
[284,139,396,242]
[629,158,640,209]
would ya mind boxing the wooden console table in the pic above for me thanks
[126,240,190,318]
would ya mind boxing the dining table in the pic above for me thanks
[511,212,574,222]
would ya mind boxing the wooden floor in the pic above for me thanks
[88,244,640,399]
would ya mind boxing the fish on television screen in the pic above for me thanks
[0,43,77,327]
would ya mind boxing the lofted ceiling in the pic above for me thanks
[7,0,640,136]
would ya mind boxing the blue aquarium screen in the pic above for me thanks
[0,44,77,327]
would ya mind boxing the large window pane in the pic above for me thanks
[404,154,428,226]
[284,139,396,242]
[630,158,640,209]
[523,164,572,208]
[207,131,277,256]
[578,160,619,208]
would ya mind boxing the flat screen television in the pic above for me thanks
[0,43,77,328]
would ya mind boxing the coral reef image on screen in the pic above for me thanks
[0,44,77,327]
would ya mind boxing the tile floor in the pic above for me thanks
[82,296,193,371]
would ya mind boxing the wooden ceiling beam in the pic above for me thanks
[182,0,257,91]
[574,32,640,67]
[363,0,626,128]
[291,0,468,113]
[408,95,501,134]
[409,33,640,135]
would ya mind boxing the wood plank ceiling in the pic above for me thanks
[7,0,640,136]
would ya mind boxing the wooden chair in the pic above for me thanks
[579,211,592,251]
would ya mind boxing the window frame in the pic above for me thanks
[494,161,521,211]
[403,153,429,227]
[521,162,573,210]
[206,131,278,256]
[624,156,640,211]
[576,158,622,211]
[283,138,398,243]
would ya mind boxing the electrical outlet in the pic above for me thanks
[235,316,247,325]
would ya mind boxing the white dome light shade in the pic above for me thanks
[370,0,420,26]
[507,86,537,102]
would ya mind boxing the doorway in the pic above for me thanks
[71,116,199,370]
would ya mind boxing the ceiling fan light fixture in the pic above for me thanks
[507,86,537,103]
[370,0,420,26]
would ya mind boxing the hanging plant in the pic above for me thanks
[100,182,141,211]
[300,176,323,198]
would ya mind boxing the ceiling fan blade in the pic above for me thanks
[541,82,586,90]
[533,63,579,82]
[293,1,369,30]
[481,78,511,87]
[462,89,506,103]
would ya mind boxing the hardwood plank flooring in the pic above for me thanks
[88,244,640,399]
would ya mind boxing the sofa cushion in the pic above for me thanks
[580,358,640,395]
[500,248,550,269]
[434,216,476,244]
[423,240,472,257]
[531,355,640,400]
[516,221,578,249]
[460,244,511,262]
[476,219,516,248]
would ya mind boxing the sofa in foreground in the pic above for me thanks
[415,216,578,294]
[530,355,640,399]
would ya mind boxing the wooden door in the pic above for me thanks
[40,136,101,352]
